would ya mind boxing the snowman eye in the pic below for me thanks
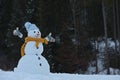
[38,32,39,33]
[34,31,36,33]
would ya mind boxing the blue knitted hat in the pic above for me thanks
[24,22,39,32]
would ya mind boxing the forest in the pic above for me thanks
[0,0,120,74]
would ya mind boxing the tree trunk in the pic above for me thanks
[113,0,117,53]
[102,0,110,74]
[115,0,120,54]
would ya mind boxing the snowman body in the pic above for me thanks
[14,41,50,74]
[14,22,50,74]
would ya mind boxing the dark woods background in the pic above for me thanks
[0,0,120,74]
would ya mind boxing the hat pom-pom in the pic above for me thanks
[24,22,31,31]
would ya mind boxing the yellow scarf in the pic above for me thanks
[21,37,48,57]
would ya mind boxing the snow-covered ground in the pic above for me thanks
[0,70,120,80]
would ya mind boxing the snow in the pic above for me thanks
[90,37,119,52]
[0,70,120,80]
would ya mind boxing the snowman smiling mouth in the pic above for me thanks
[36,34,40,38]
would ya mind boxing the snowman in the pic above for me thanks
[14,22,55,74]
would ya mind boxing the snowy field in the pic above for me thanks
[0,70,120,80]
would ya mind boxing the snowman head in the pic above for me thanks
[24,22,41,38]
